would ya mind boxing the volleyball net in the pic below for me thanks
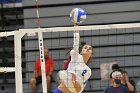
[0,23,140,93]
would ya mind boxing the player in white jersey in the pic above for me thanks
[54,24,93,93]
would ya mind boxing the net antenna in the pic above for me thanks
[35,0,48,93]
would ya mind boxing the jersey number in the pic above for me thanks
[82,69,87,76]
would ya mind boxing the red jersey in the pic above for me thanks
[34,57,54,77]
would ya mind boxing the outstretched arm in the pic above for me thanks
[70,24,80,62]
[73,23,79,52]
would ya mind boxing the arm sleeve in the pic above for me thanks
[73,32,79,52]
[70,32,80,62]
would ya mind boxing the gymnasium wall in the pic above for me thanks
[23,0,140,93]
[23,0,140,28]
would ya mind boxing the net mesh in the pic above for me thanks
[0,23,140,93]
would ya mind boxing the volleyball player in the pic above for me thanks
[54,23,93,93]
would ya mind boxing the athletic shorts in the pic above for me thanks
[36,76,42,85]
[54,87,63,93]
[36,76,53,85]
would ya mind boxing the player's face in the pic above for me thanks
[81,44,93,57]
[44,48,49,58]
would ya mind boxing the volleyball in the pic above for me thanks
[70,8,86,24]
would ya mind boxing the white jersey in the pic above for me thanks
[67,52,91,93]
[59,32,91,93]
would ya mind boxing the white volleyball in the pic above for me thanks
[70,8,86,24]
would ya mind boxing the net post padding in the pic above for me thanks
[14,31,25,93]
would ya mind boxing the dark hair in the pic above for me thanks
[112,64,119,71]
[79,41,86,52]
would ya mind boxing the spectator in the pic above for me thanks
[30,48,54,93]
[110,64,120,86]
[121,70,135,93]
[104,70,129,93]
[62,56,71,70]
